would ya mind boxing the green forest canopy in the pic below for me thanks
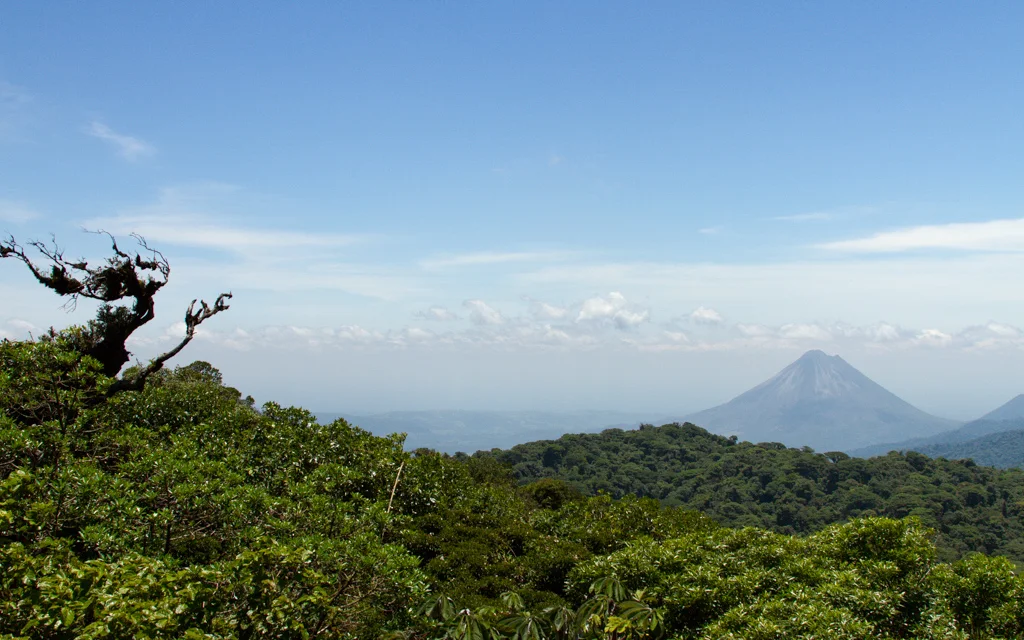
[484,422,1024,565]
[1,333,1024,638]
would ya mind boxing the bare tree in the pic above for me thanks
[1,231,231,392]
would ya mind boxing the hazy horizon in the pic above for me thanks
[203,343,1017,423]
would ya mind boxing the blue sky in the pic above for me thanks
[3,3,1024,418]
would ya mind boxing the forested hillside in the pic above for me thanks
[851,417,1024,459]
[913,430,1024,469]
[3,333,1024,638]
[487,423,1024,563]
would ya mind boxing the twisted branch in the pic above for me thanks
[108,293,233,395]
[2,231,232,391]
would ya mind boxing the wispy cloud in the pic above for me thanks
[421,250,575,269]
[0,318,40,341]
[819,218,1024,253]
[415,306,460,321]
[514,252,1024,332]
[85,120,155,161]
[774,212,837,222]
[698,226,723,235]
[525,297,569,321]
[212,261,419,301]
[88,185,368,254]
[77,185,412,301]
[774,205,876,223]
[90,213,366,253]
[0,200,40,224]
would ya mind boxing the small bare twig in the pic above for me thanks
[386,461,406,515]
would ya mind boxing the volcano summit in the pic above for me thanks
[685,350,960,452]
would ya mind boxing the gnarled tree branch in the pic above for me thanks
[2,232,231,391]
[109,293,232,394]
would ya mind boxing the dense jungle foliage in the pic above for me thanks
[3,332,1024,639]
[486,423,1024,565]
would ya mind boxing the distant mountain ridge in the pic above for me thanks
[685,350,960,452]
[850,392,1024,459]
[849,418,1024,458]
[912,429,1024,469]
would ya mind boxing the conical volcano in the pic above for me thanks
[685,350,960,451]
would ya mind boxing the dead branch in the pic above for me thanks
[2,232,231,386]
[108,292,232,395]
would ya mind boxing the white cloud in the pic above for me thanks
[956,322,1024,350]
[0,319,39,341]
[981,322,1020,337]
[85,121,155,161]
[774,205,875,223]
[774,212,837,222]
[515,253,1024,331]
[736,323,775,338]
[333,325,384,343]
[0,200,40,224]
[89,213,365,253]
[576,292,649,329]
[778,323,833,341]
[73,186,416,303]
[464,299,505,325]
[7,318,38,333]
[415,306,460,321]
[387,327,435,346]
[540,326,573,344]
[914,329,954,348]
[819,218,1024,253]
[211,261,418,301]
[689,306,724,324]
[698,226,722,235]
[116,313,1024,361]
[833,322,906,343]
[421,250,574,269]
[862,323,903,343]
[525,297,569,321]
[0,319,40,340]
